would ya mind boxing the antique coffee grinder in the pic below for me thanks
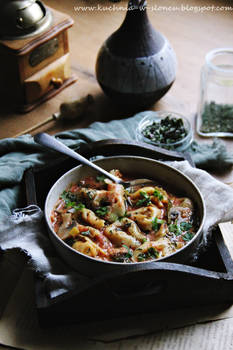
[0,0,76,112]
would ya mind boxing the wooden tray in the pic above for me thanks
[23,139,233,327]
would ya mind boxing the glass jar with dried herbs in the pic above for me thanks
[196,48,233,137]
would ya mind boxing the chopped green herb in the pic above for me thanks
[137,255,146,262]
[168,223,182,236]
[60,191,85,210]
[61,190,77,204]
[122,244,133,258]
[81,230,91,237]
[137,247,159,261]
[96,175,106,182]
[73,203,85,211]
[112,255,130,263]
[148,247,159,257]
[96,206,109,217]
[153,189,163,201]
[142,115,187,146]
[182,232,194,241]
[200,101,233,133]
[119,212,128,221]
[167,200,173,223]
[180,222,192,231]
[108,213,118,222]
[152,217,164,231]
[141,191,149,199]
[87,191,94,200]
[136,191,151,207]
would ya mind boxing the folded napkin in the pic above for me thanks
[1,160,233,299]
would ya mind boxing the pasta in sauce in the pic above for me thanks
[51,170,197,263]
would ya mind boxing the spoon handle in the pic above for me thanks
[34,132,121,184]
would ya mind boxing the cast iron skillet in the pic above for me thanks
[43,151,205,276]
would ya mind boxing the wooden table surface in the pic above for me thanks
[0,0,233,181]
[0,3,233,349]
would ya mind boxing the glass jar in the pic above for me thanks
[196,48,233,137]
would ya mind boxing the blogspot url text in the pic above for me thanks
[73,4,233,13]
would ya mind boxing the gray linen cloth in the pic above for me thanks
[1,160,233,300]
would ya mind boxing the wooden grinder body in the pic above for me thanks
[0,8,76,112]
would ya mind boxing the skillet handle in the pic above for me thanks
[78,138,193,164]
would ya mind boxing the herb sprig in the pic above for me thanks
[122,244,133,259]
[169,223,182,236]
[152,217,164,231]
[180,222,192,231]
[168,221,193,241]
[96,175,106,182]
[136,191,151,207]
[81,230,91,237]
[182,232,194,241]
[96,206,109,217]
[153,189,163,201]
[137,247,159,261]
[61,191,85,210]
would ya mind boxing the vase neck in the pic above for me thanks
[107,0,164,58]
[125,0,148,26]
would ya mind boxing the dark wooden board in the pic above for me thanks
[23,139,233,327]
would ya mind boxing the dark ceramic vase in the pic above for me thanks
[95,0,177,110]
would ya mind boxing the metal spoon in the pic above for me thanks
[34,132,153,188]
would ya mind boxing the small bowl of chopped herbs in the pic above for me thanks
[136,111,193,151]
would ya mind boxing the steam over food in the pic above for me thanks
[51,170,197,263]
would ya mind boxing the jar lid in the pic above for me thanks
[0,0,52,40]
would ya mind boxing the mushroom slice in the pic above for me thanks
[57,213,72,239]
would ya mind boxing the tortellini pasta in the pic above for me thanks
[127,206,161,231]
[78,208,105,229]
[72,237,106,258]
[105,224,141,249]
[51,170,197,263]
